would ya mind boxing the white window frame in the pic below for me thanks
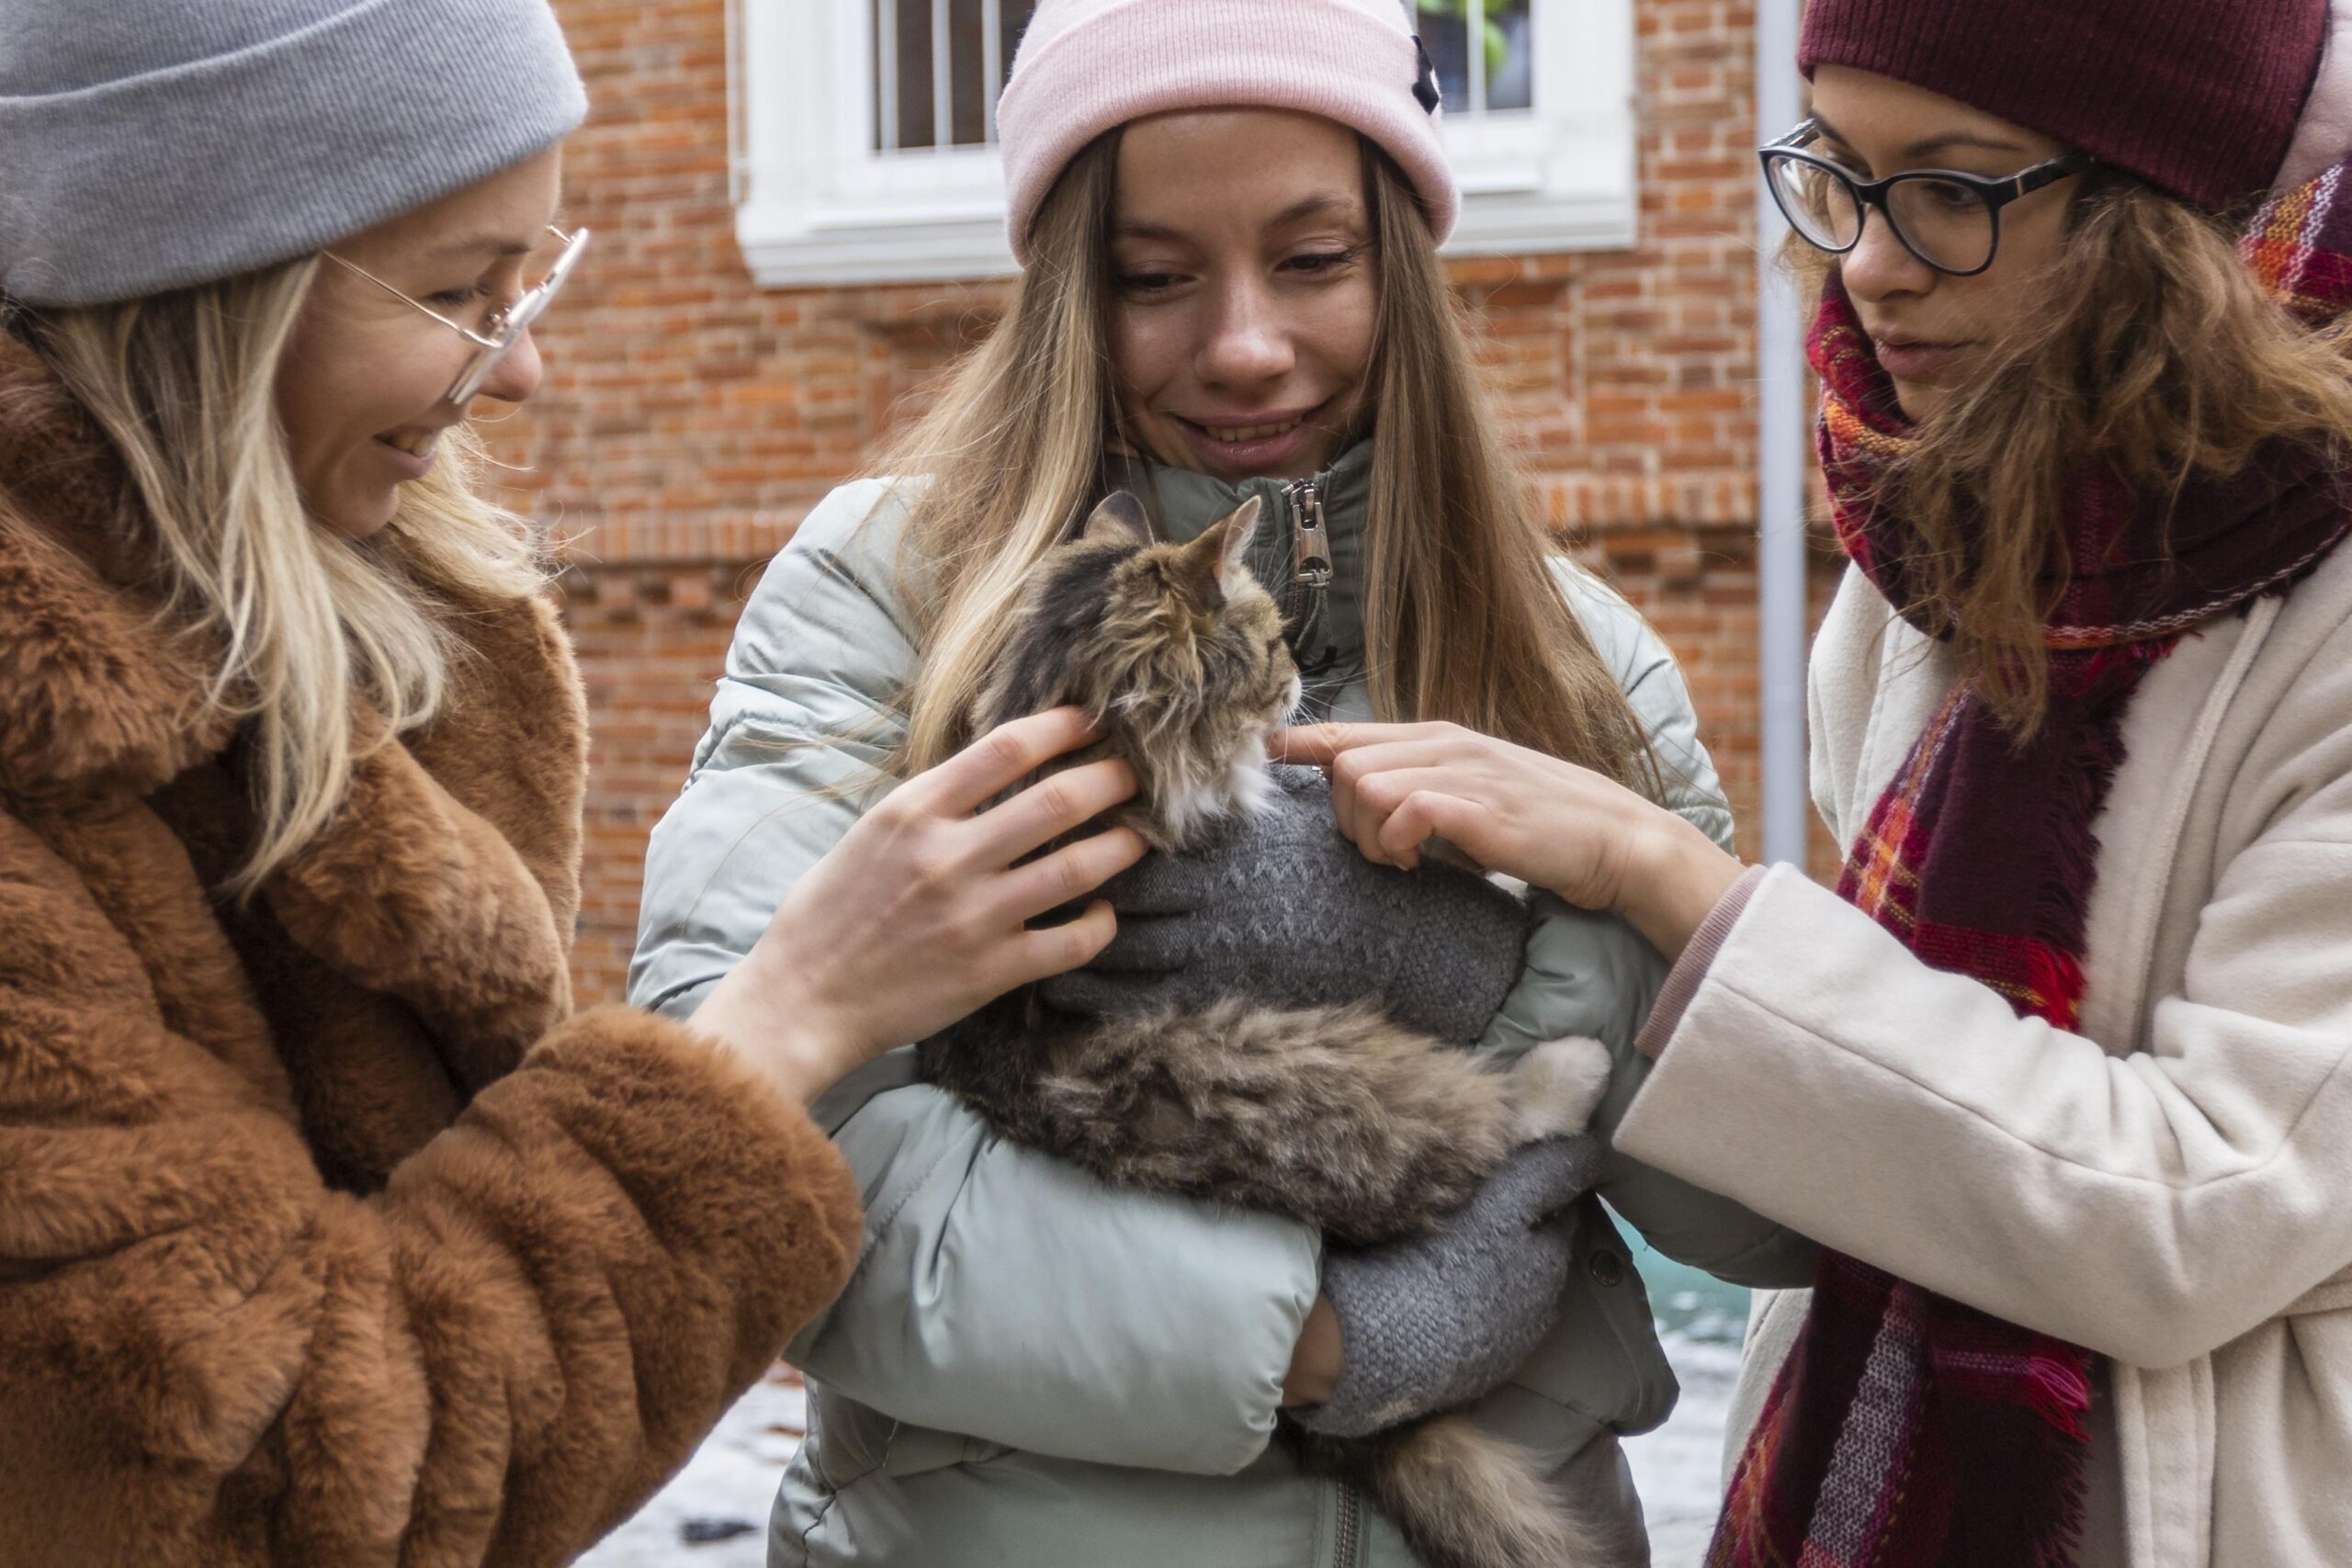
[729,0,1638,288]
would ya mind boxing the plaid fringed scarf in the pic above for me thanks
[1706,163,2352,1568]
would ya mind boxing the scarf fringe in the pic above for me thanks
[2027,1357,2096,1442]
[2030,647,2163,992]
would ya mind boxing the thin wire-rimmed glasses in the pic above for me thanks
[1760,120,2096,277]
[323,225,590,405]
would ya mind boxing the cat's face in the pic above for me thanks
[981,492,1301,851]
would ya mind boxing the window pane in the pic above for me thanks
[1414,0,1534,116]
[949,1,988,146]
[1485,0,1532,113]
[1414,4,1471,115]
[999,0,1037,95]
[989,0,1038,143]
[874,0,935,151]
[876,0,1040,152]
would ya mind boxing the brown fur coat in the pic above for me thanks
[0,339,862,1568]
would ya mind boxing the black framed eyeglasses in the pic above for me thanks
[1759,119,2097,277]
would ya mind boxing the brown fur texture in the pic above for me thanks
[0,336,865,1568]
[919,495,1602,1568]
[941,995,1581,1245]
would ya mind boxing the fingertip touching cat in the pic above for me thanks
[917,490,1614,1568]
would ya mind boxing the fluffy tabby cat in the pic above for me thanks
[917,491,1611,1568]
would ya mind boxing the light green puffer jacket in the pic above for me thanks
[628,442,1815,1568]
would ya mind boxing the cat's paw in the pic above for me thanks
[1506,1037,1612,1140]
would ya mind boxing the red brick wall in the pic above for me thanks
[498,0,1843,1005]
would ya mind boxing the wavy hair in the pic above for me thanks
[1801,174,2352,734]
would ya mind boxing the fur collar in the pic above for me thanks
[0,336,233,798]
[0,334,588,1090]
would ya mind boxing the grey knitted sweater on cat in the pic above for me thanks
[1295,1134,1601,1438]
[1040,764,1532,1041]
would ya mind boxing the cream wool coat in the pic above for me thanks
[1617,545,2352,1568]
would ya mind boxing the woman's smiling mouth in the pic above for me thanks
[1193,413,1307,442]
[1167,403,1328,477]
[373,426,444,478]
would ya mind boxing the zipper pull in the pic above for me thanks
[1281,475,1340,684]
[1286,477,1331,591]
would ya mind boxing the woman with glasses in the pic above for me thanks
[1279,0,2352,1562]
[0,1,1144,1562]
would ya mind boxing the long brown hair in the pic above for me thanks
[880,130,1657,791]
[1813,175,2352,734]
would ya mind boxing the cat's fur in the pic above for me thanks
[917,492,1611,1568]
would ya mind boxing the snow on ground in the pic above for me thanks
[1623,1251,1749,1568]
[1623,1323,1741,1565]
[574,1366,804,1568]
[580,1269,1747,1568]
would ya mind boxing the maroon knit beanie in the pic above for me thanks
[1799,0,2332,210]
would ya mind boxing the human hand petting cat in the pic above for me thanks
[692,706,1147,1107]
[1275,722,1747,961]
[1037,764,1530,1044]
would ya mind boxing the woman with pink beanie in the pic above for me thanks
[1276,0,2352,1562]
[632,0,1813,1563]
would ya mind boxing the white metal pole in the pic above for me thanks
[1756,0,1809,867]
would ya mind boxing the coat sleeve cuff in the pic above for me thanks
[1634,863,1769,1060]
[511,1004,866,1347]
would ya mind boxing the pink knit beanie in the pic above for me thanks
[996,0,1459,265]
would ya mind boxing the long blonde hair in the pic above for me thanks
[1809,174,2352,734]
[883,132,1657,791]
[15,257,547,895]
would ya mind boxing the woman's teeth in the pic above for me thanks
[383,432,435,457]
[1204,416,1305,443]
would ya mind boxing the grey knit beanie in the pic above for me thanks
[0,0,588,308]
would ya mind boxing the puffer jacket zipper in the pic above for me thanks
[1283,475,1339,680]
[1331,1482,1363,1568]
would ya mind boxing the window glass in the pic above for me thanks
[873,0,1039,152]
[1416,0,1534,115]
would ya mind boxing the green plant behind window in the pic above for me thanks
[1416,0,1511,86]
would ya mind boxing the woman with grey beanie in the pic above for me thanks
[0,2,1143,1564]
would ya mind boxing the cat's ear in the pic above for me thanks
[1215,496,1263,591]
[1081,491,1153,551]
[1176,495,1261,610]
